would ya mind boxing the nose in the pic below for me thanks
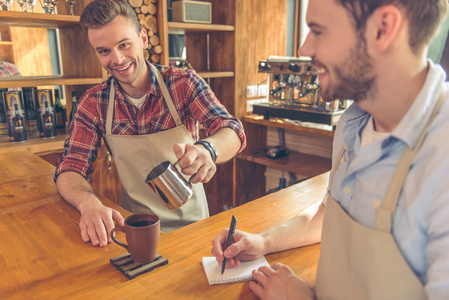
[110,49,125,65]
[298,33,314,58]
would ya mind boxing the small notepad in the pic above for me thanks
[202,256,270,285]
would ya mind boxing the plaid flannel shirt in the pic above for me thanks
[55,62,246,180]
[0,61,22,91]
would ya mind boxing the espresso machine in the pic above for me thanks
[253,57,350,126]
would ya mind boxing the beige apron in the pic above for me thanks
[316,87,447,300]
[104,64,209,232]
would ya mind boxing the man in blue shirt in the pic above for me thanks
[211,0,449,299]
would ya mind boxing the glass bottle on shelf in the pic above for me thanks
[54,89,66,128]
[69,91,77,123]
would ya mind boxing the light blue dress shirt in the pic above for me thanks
[328,60,449,299]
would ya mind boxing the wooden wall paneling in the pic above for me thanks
[203,77,235,214]
[203,162,234,215]
[234,0,288,119]
[236,158,266,204]
[58,26,102,79]
[233,0,289,204]
[209,77,235,115]
[235,122,267,205]
[209,31,235,72]
[209,0,235,25]
[185,33,208,71]
[10,27,52,77]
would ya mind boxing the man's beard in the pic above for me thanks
[317,39,376,103]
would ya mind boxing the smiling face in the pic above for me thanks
[87,15,149,90]
[299,0,376,102]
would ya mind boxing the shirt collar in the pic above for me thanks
[147,60,163,98]
[107,60,158,104]
[391,59,447,149]
[339,59,447,150]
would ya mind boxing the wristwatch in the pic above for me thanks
[194,140,217,163]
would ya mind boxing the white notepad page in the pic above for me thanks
[202,256,270,285]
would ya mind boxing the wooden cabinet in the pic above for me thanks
[0,26,14,64]
[36,145,121,205]
[87,144,122,205]
[0,8,105,115]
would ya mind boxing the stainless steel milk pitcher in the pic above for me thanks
[145,161,193,209]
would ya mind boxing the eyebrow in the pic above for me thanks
[94,38,131,51]
[307,22,326,29]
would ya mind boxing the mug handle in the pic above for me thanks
[111,227,129,251]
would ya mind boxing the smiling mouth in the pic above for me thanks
[113,63,132,72]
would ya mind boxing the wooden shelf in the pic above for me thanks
[0,75,104,88]
[237,149,332,178]
[197,71,234,78]
[0,11,80,28]
[0,41,13,45]
[168,22,234,33]
[0,128,68,154]
[244,114,335,137]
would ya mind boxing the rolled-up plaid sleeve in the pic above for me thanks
[54,90,103,182]
[184,70,246,153]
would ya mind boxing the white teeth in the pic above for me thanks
[116,64,130,71]
[316,69,326,74]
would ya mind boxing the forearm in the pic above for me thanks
[56,171,102,213]
[202,127,242,164]
[261,202,324,254]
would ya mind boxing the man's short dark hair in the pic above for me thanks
[337,0,448,55]
[79,0,141,34]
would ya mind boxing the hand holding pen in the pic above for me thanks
[221,215,237,274]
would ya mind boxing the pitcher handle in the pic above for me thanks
[173,160,193,184]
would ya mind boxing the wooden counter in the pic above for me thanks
[0,150,327,299]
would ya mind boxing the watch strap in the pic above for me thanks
[194,140,217,163]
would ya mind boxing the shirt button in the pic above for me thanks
[343,186,351,194]
[373,199,381,208]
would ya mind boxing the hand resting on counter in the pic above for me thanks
[56,171,125,247]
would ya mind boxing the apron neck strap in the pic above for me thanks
[106,80,115,135]
[328,146,345,190]
[105,65,184,135]
[376,85,447,231]
[150,64,183,126]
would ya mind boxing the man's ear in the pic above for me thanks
[140,28,149,49]
[367,5,403,52]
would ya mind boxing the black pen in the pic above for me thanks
[221,215,237,274]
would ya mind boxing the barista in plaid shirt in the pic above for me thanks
[55,0,245,246]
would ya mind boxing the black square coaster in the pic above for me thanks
[110,253,168,279]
